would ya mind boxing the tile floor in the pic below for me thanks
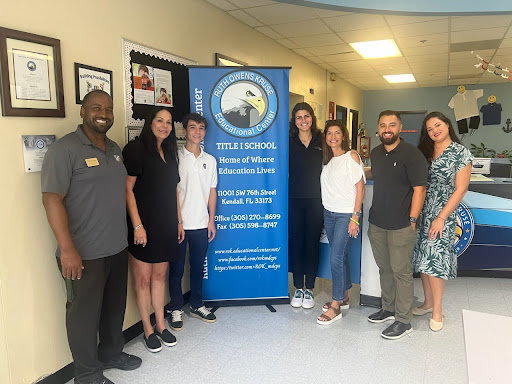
[68,276,512,384]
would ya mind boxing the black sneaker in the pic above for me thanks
[381,321,413,340]
[154,328,177,347]
[75,376,115,384]
[100,352,142,371]
[169,309,183,331]
[367,309,395,323]
[189,305,217,323]
[143,333,162,353]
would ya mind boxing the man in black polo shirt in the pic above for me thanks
[367,110,428,340]
[41,90,141,383]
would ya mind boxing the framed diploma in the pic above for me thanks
[74,63,113,104]
[0,27,65,117]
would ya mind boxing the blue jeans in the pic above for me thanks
[169,229,208,310]
[323,209,352,302]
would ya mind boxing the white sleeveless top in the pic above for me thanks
[320,151,366,213]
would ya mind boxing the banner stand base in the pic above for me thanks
[204,297,289,309]
[359,294,381,308]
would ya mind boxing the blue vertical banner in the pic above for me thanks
[188,67,290,303]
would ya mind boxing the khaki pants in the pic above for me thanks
[368,223,418,324]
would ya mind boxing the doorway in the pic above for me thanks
[399,111,427,146]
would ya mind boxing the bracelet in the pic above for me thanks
[178,220,183,225]
[350,218,360,226]
[437,216,446,221]
[133,224,143,231]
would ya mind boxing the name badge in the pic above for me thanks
[85,158,100,167]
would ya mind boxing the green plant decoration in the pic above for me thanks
[470,142,496,158]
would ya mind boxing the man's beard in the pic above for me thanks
[379,133,398,145]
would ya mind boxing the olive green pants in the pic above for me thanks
[368,223,418,324]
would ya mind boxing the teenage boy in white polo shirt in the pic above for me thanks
[168,113,217,329]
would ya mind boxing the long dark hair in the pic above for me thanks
[289,102,321,140]
[417,111,461,164]
[323,120,350,165]
[139,107,178,162]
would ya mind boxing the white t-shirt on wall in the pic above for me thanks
[320,151,365,213]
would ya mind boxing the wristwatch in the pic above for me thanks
[353,211,361,218]
[409,217,417,224]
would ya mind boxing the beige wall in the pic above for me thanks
[0,1,363,383]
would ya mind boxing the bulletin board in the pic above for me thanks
[122,39,196,129]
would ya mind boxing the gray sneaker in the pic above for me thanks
[302,289,315,309]
[290,288,304,308]
[189,305,216,323]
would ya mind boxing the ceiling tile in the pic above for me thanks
[312,9,352,18]
[451,15,512,31]
[323,14,387,32]
[228,10,263,27]
[228,0,274,8]
[396,33,448,49]
[276,38,300,49]
[451,27,508,43]
[373,67,414,75]
[318,62,337,71]
[391,83,420,89]
[390,19,449,38]
[500,38,512,48]
[450,50,494,60]
[306,44,353,56]
[254,26,285,40]
[448,78,479,85]
[366,57,408,66]
[205,0,238,11]
[289,33,344,48]
[495,47,512,56]
[414,72,449,80]
[406,53,448,63]
[244,3,317,25]
[293,48,314,56]
[409,61,448,71]
[271,19,331,37]
[417,82,448,88]
[307,56,325,64]
[491,55,512,65]
[320,52,361,62]
[336,27,393,44]
[402,44,448,56]
[385,15,448,26]
[330,60,373,70]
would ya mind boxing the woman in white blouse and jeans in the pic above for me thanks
[317,120,365,325]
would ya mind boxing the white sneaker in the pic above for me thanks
[290,288,304,308]
[302,289,315,309]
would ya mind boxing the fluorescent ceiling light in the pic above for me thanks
[383,74,416,83]
[350,39,401,59]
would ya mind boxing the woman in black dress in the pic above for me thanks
[123,107,184,352]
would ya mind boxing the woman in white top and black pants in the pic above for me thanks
[317,120,365,325]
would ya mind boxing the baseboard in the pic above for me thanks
[359,294,381,308]
[36,292,191,384]
[204,296,290,307]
